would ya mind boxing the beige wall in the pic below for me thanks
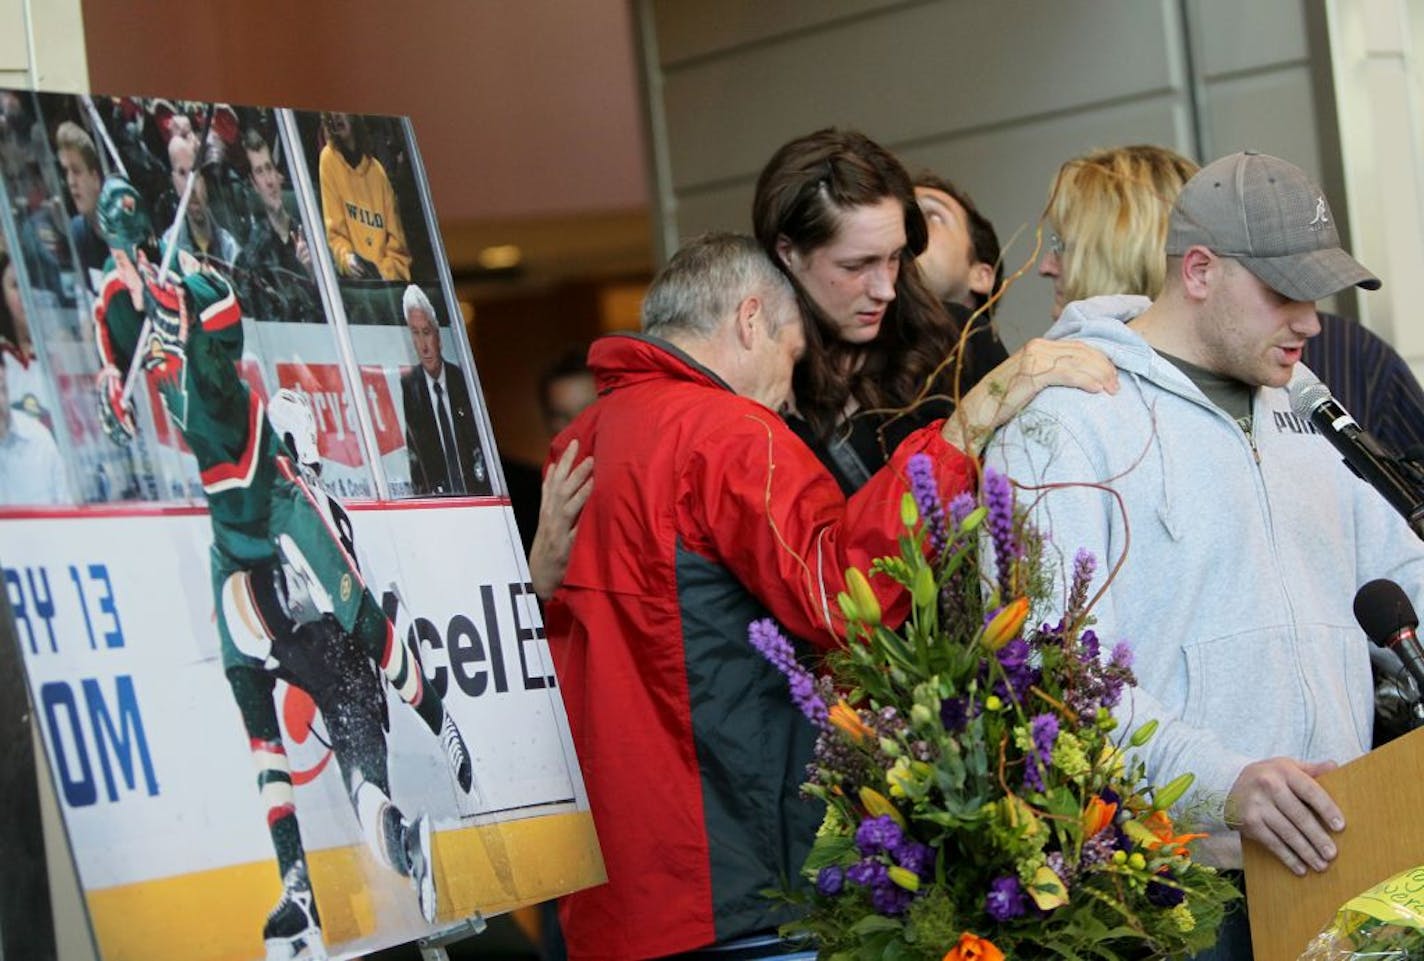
[638,0,1347,349]
[0,0,88,91]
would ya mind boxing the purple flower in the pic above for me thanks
[747,619,828,729]
[948,491,976,527]
[998,637,1030,670]
[893,840,935,879]
[855,815,903,857]
[1067,548,1097,618]
[1109,641,1134,671]
[1079,629,1100,662]
[1072,549,1097,584]
[940,696,969,732]
[1024,712,1059,792]
[1032,713,1059,755]
[1100,674,1127,709]
[985,875,1028,921]
[907,453,949,559]
[1080,831,1117,869]
[870,883,914,916]
[816,865,845,896]
[996,638,1038,703]
[846,858,888,887]
[984,467,1020,595]
[1146,869,1187,908]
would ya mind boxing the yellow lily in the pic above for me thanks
[859,786,907,829]
[846,567,882,626]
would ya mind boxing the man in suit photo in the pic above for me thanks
[399,285,491,496]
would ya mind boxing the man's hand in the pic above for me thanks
[1226,757,1344,875]
[529,439,593,601]
[96,364,135,444]
[345,252,379,279]
[294,228,312,269]
[942,338,1120,455]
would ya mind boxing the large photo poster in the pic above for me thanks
[0,90,603,961]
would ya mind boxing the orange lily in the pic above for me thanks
[943,932,1005,961]
[981,597,1029,651]
[828,699,875,744]
[1082,795,1118,838]
[1143,809,1206,857]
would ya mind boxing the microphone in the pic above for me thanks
[1355,579,1424,697]
[1289,374,1424,538]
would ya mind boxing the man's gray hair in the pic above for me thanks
[402,284,438,324]
[642,232,794,340]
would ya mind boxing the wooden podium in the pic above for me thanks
[1244,726,1424,960]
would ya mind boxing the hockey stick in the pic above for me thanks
[80,95,128,180]
[119,101,217,407]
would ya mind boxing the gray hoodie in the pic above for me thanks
[985,294,1424,864]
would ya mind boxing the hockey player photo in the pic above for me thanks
[90,175,478,961]
[0,90,605,961]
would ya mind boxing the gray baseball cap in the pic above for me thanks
[1164,150,1380,302]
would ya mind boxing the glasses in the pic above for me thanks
[1045,231,1066,257]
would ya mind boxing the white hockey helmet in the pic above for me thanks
[267,388,320,469]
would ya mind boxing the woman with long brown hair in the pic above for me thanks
[753,128,1106,492]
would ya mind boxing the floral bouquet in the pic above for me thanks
[750,455,1239,960]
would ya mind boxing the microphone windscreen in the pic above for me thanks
[1289,375,1331,420]
[1355,578,1421,644]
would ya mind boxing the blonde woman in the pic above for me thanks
[1037,144,1198,318]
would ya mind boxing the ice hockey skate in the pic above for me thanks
[405,813,437,923]
[263,861,326,961]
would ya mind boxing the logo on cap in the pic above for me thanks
[1308,197,1328,230]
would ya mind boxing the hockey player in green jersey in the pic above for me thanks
[92,176,475,961]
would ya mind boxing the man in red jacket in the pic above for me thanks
[543,232,1118,961]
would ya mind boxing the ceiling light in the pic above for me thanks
[477,244,522,270]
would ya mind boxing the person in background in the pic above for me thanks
[0,361,65,505]
[539,347,597,438]
[162,131,242,268]
[507,346,597,556]
[987,150,1422,961]
[400,284,491,496]
[1038,144,1199,321]
[911,170,1009,392]
[55,120,108,291]
[237,127,320,323]
[0,251,50,429]
[544,231,1115,961]
[319,112,411,282]
[241,127,312,278]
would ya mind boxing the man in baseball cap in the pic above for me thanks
[1165,149,1379,303]
[987,149,1422,961]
